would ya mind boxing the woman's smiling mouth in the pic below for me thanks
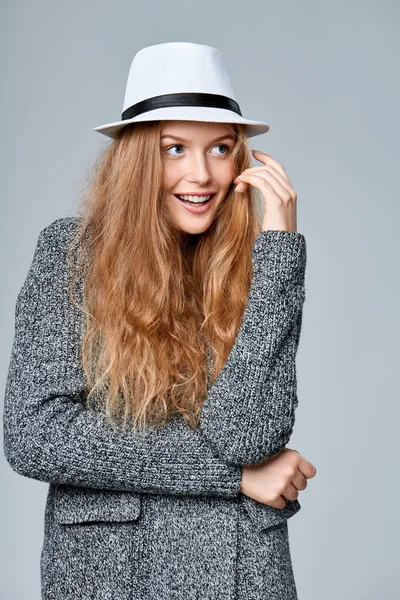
[174,193,216,213]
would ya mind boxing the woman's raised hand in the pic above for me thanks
[239,448,317,508]
[234,149,298,233]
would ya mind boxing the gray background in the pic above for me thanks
[1,1,399,598]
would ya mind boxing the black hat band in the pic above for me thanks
[121,92,242,121]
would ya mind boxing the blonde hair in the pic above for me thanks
[67,120,264,434]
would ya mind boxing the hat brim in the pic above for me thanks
[93,106,269,139]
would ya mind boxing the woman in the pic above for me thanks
[3,42,316,599]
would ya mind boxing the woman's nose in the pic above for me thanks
[186,154,212,182]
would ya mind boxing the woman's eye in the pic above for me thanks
[211,144,230,155]
[165,144,184,156]
[164,144,230,156]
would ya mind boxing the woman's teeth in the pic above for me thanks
[177,194,213,204]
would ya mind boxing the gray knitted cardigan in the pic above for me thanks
[3,216,307,600]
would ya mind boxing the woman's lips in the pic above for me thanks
[174,193,216,214]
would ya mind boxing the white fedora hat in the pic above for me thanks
[93,41,270,139]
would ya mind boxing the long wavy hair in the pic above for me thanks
[67,120,265,435]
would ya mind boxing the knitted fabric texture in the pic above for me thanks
[3,216,307,600]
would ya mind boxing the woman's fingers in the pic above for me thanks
[251,149,290,181]
[236,172,294,207]
[297,456,318,479]
[233,151,298,232]
[263,165,295,195]
[234,150,290,184]
[236,167,294,199]
[281,482,301,502]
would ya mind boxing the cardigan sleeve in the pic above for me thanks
[3,218,242,498]
[197,228,307,466]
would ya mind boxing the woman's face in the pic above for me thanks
[160,120,236,235]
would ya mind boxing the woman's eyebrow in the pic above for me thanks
[161,133,236,143]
